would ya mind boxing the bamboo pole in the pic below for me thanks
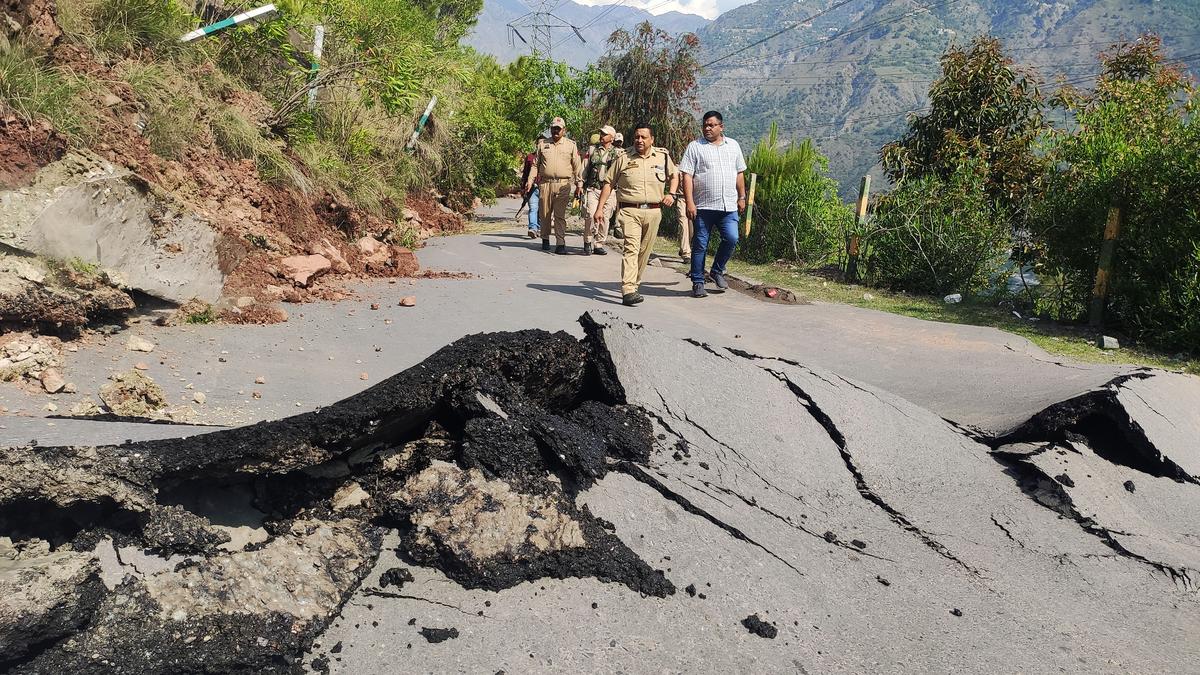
[1089,206,1122,327]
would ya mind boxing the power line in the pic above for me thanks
[700,0,863,68]
[703,0,969,71]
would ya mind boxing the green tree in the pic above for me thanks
[514,56,611,138]
[594,22,700,155]
[1034,35,1200,349]
[880,35,1047,218]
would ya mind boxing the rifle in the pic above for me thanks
[514,187,533,220]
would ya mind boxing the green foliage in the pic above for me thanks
[866,164,1011,295]
[243,233,272,250]
[595,22,701,156]
[184,304,218,324]
[518,57,611,138]
[385,224,421,249]
[741,124,852,265]
[880,36,1047,219]
[1034,36,1200,350]
[67,257,100,276]
[0,45,91,137]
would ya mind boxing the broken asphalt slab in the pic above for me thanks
[6,312,1195,672]
[313,314,1200,672]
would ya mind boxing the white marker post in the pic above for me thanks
[307,24,325,108]
[406,96,438,151]
[179,3,278,43]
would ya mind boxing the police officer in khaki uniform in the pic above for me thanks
[524,116,582,254]
[582,124,619,256]
[593,121,678,306]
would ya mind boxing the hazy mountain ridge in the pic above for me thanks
[693,0,1200,195]
[466,0,711,67]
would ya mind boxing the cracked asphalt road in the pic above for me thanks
[316,315,1200,673]
[0,197,1132,445]
[4,198,1199,673]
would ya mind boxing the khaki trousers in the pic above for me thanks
[618,206,662,296]
[584,187,616,244]
[679,212,693,258]
[538,178,572,245]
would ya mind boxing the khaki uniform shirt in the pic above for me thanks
[604,147,676,204]
[533,136,582,187]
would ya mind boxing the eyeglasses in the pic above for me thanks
[550,126,562,131]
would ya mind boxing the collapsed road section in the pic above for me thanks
[0,327,669,673]
[3,312,1200,673]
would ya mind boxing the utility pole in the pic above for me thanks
[506,0,586,59]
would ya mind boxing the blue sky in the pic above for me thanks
[573,0,754,21]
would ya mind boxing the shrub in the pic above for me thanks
[741,124,851,265]
[865,166,1011,295]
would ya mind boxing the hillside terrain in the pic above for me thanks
[694,0,1200,195]
[466,0,709,66]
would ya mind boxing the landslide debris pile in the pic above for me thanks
[0,328,670,673]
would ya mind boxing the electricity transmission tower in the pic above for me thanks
[506,0,586,59]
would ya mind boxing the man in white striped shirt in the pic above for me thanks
[679,111,747,298]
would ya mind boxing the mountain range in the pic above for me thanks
[465,0,1200,194]
[465,0,711,67]
[694,0,1200,194]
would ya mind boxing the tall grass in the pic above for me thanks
[211,108,311,192]
[120,61,205,158]
[89,0,194,55]
[0,46,92,138]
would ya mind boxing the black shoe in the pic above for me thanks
[692,283,708,298]
[542,239,550,251]
[584,243,593,256]
[711,271,728,289]
[622,292,644,306]
[554,244,567,255]
[593,245,608,255]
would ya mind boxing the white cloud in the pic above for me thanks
[573,0,738,21]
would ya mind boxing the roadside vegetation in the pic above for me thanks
[2,0,1194,367]
[731,35,1198,364]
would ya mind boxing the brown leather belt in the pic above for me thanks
[619,202,658,209]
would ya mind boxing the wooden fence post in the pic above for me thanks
[1089,206,1122,327]
[742,173,758,238]
[846,174,870,282]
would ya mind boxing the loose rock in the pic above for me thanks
[39,368,65,394]
[125,335,155,353]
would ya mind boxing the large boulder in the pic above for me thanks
[278,254,331,287]
[0,151,239,304]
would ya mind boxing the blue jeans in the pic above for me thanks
[527,186,540,233]
[690,209,739,284]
